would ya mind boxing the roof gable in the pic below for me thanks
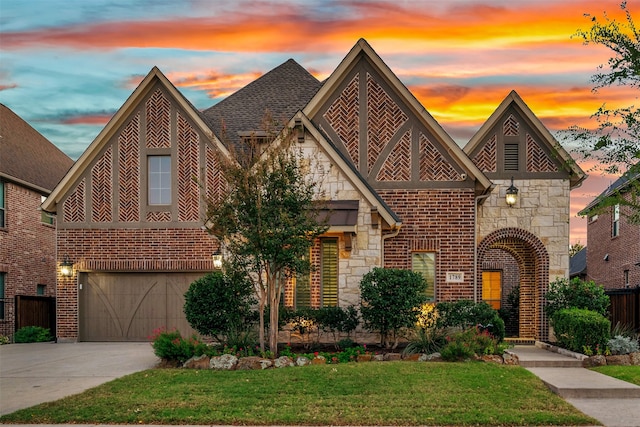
[0,104,73,192]
[304,39,492,195]
[43,67,225,213]
[464,90,586,189]
[202,59,322,148]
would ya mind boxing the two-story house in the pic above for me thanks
[43,39,585,343]
[580,173,640,289]
[0,104,74,340]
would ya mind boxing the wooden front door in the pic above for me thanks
[482,271,502,310]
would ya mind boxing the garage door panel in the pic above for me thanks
[80,272,204,341]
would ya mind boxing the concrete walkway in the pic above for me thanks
[510,344,640,427]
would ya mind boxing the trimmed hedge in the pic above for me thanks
[436,300,506,342]
[552,308,610,353]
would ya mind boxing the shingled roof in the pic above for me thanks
[0,104,73,193]
[202,59,322,147]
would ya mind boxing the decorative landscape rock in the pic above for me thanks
[502,352,519,365]
[630,352,640,366]
[237,356,273,370]
[183,354,210,369]
[481,355,504,364]
[310,355,326,365]
[583,355,607,367]
[402,353,422,362]
[373,354,385,362]
[606,354,631,366]
[357,354,373,362]
[274,356,295,368]
[295,356,310,366]
[210,354,238,370]
[383,353,402,361]
[419,352,442,362]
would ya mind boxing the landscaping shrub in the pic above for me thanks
[359,267,428,349]
[403,327,447,356]
[149,327,207,363]
[0,335,10,345]
[184,271,256,343]
[608,335,640,355]
[440,327,506,361]
[436,300,505,341]
[551,308,610,353]
[282,307,318,348]
[545,277,609,318]
[13,326,52,343]
[315,306,359,347]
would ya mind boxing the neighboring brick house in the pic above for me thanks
[0,104,74,340]
[43,39,585,343]
[579,174,640,289]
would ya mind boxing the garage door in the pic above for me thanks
[79,272,205,341]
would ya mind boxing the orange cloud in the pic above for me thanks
[1,1,630,53]
[167,70,262,99]
[60,114,113,125]
[0,83,18,91]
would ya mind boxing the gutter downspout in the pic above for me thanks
[474,190,493,303]
[381,225,401,267]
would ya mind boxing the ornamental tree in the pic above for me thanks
[204,117,328,354]
[570,1,640,221]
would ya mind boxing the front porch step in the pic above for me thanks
[507,345,584,368]
[505,337,535,345]
[528,367,640,399]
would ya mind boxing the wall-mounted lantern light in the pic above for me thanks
[212,250,223,270]
[59,255,74,277]
[505,177,519,207]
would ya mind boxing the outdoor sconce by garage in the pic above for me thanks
[59,255,74,277]
[212,250,223,270]
[505,177,519,208]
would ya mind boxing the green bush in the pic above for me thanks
[359,267,428,349]
[315,306,359,346]
[403,327,447,356]
[551,308,610,353]
[14,326,52,343]
[436,300,505,341]
[184,271,256,343]
[149,327,207,363]
[608,335,639,355]
[545,277,609,318]
[440,327,506,361]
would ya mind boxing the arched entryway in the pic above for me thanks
[477,228,549,341]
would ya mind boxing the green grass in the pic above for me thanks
[591,365,640,386]
[0,362,596,426]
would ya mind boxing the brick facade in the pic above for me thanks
[0,182,57,339]
[46,41,583,343]
[585,193,640,289]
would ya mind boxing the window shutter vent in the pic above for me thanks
[504,144,519,171]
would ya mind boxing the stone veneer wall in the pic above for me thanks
[282,142,383,309]
[478,178,570,280]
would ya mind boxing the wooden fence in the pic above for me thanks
[15,295,56,336]
[606,287,640,333]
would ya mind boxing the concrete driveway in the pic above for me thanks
[0,342,158,415]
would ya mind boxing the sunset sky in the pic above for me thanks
[1,0,636,245]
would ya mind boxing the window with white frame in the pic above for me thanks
[148,156,171,205]
[612,204,620,237]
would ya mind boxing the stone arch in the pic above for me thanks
[477,228,550,341]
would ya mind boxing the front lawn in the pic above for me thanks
[0,362,596,426]
[591,365,640,386]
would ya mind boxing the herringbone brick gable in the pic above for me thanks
[118,113,140,222]
[91,146,113,223]
[177,112,200,222]
[472,134,497,173]
[63,178,85,223]
[323,74,359,166]
[366,73,407,174]
[503,114,519,136]
[147,211,171,222]
[419,133,459,181]
[205,144,225,205]
[526,134,558,172]
[146,89,171,148]
[377,129,411,181]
